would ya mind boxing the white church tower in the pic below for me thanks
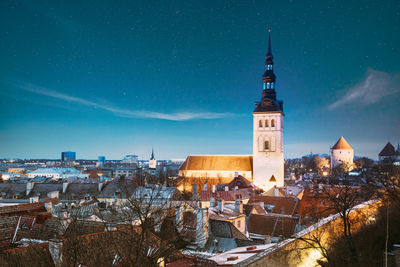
[149,148,157,169]
[253,29,284,192]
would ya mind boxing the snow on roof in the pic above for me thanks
[208,244,275,265]
[29,168,80,175]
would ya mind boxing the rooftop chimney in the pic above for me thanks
[217,199,224,212]
[62,182,69,194]
[235,199,243,214]
[210,196,215,207]
[274,186,279,197]
[195,208,209,248]
[192,184,198,201]
[98,182,103,192]
[26,182,35,195]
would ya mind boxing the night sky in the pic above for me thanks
[1,0,399,160]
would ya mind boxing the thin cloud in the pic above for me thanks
[328,69,400,110]
[4,80,236,121]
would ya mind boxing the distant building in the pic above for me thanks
[330,136,354,170]
[378,142,400,162]
[27,167,88,180]
[122,154,138,164]
[61,151,76,162]
[97,156,106,167]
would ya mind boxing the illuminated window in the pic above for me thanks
[271,119,275,127]
[271,82,274,89]
[267,82,270,89]
[265,120,269,127]
[264,140,269,150]
[259,120,263,127]
[263,83,266,89]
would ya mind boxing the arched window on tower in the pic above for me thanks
[271,119,275,127]
[271,82,274,89]
[267,82,270,89]
[265,119,269,127]
[259,120,263,127]
[264,140,269,150]
[263,83,266,90]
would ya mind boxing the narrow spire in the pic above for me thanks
[150,148,155,160]
[267,28,272,55]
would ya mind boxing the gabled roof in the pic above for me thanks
[379,142,397,157]
[227,175,253,190]
[248,196,298,216]
[199,191,237,202]
[331,136,353,150]
[248,214,298,238]
[243,204,267,216]
[179,155,253,172]
[209,219,249,240]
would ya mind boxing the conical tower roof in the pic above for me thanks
[378,142,396,157]
[331,136,353,150]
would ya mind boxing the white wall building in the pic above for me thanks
[252,30,284,192]
[27,168,88,180]
[330,136,354,170]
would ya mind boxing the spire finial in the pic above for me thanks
[267,28,272,55]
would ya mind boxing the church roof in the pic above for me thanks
[253,98,283,113]
[331,136,353,150]
[179,155,253,172]
[379,142,397,157]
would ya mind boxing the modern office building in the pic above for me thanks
[61,151,76,162]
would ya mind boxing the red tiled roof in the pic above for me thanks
[199,191,237,202]
[331,136,353,150]
[0,203,46,216]
[248,196,297,215]
[227,175,252,189]
[248,214,298,238]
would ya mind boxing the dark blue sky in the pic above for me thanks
[1,0,399,160]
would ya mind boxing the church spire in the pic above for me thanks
[262,28,276,90]
[267,28,272,56]
[254,28,283,113]
[150,148,155,160]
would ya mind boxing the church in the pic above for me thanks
[179,30,284,193]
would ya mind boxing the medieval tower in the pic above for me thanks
[253,29,284,191]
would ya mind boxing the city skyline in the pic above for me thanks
[1,1,399,160]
